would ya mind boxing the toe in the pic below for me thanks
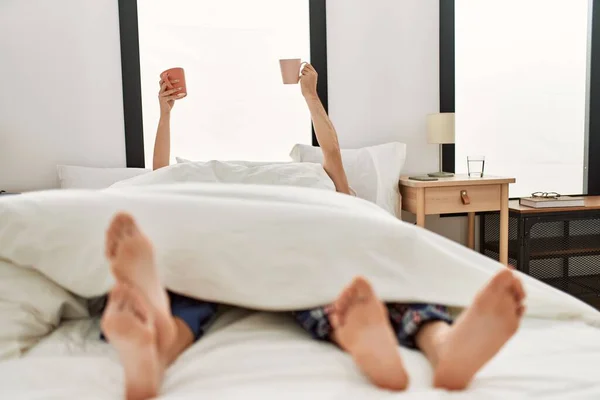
[110,212,135,238]
[489,269,514,291]
[346,278,360,298]
[333,287,353,327]
[105,229,117,259]
[336,285,354,314]
[512,277,526,303]
[117,213,137,237]
[106,213,130,257]
[352,276,375,302]
[108,213,125,238]
[336,280,358,312]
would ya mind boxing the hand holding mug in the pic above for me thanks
[299,63,318,99]
[158,78,185,114]
[158,67,187,115]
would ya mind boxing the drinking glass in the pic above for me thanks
[467,156,485,178]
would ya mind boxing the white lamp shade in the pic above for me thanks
[427,113,455,144]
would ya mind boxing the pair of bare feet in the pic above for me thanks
[327,270,525,391]
[101,212,525,400]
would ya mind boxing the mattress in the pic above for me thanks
[1,307,599,400]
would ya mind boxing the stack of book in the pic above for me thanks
[519,196,585,209]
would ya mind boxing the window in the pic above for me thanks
[454,0,591,197]
[120,0,326,167]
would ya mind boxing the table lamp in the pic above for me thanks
[427,112,455,178]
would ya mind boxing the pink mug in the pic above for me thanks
[160,67,187,97]
[279,59,308,84]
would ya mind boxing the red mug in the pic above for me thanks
[160,67,187,97]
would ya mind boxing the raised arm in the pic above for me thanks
[300,64,352,195]
[153,78,185,170]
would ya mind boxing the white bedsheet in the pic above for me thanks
[2,309,600,399]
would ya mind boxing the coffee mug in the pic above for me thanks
[279,59,307,84]
[161,67,187,97]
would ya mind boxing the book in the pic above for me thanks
[519,196,585,208]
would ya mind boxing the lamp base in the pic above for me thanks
[427,171,455,178]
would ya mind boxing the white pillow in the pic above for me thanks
[57,165,150,189]
[175,157,287,167]
[111,160,336,192]
[289,142,406,215]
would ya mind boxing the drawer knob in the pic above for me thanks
[461,190,471,205]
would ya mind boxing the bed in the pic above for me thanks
[2,311,600,399]
[1,160,600,399]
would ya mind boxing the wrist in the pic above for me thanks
[303,92,319,101]
[159,112,171,120]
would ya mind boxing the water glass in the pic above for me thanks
[467,156,485,178]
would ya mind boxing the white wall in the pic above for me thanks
[327,0,469,244]
[0,0,467,245]
[0,0,126,192]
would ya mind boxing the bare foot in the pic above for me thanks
[105,212,176,359]
[433,269,525,390]
[330,277,409,391]
[101,283,162,400]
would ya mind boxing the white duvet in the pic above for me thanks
[0,183,600,398]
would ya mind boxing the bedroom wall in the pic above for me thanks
[0,0,468,245]
[0,0,126,192]
[327,0,470,244]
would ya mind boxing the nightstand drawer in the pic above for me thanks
[425,185,501,214]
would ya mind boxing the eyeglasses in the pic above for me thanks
[531,192,560,199]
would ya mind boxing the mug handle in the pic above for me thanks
[299,62,308,74]
[298,62,309,82]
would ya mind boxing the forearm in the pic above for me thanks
[304,95,341,154]
[153,114,171,170]
[304,95,351,194]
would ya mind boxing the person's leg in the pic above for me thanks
[292,306,335,341]
[162,294,219,366]
[101,292,218,368]
[101,282,162,400]
[414,269,526,390]
[162,317,194,366]
[105,212,177,358]
[292,277,408,391]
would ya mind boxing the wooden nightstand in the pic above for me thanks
[399,175,515,265]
